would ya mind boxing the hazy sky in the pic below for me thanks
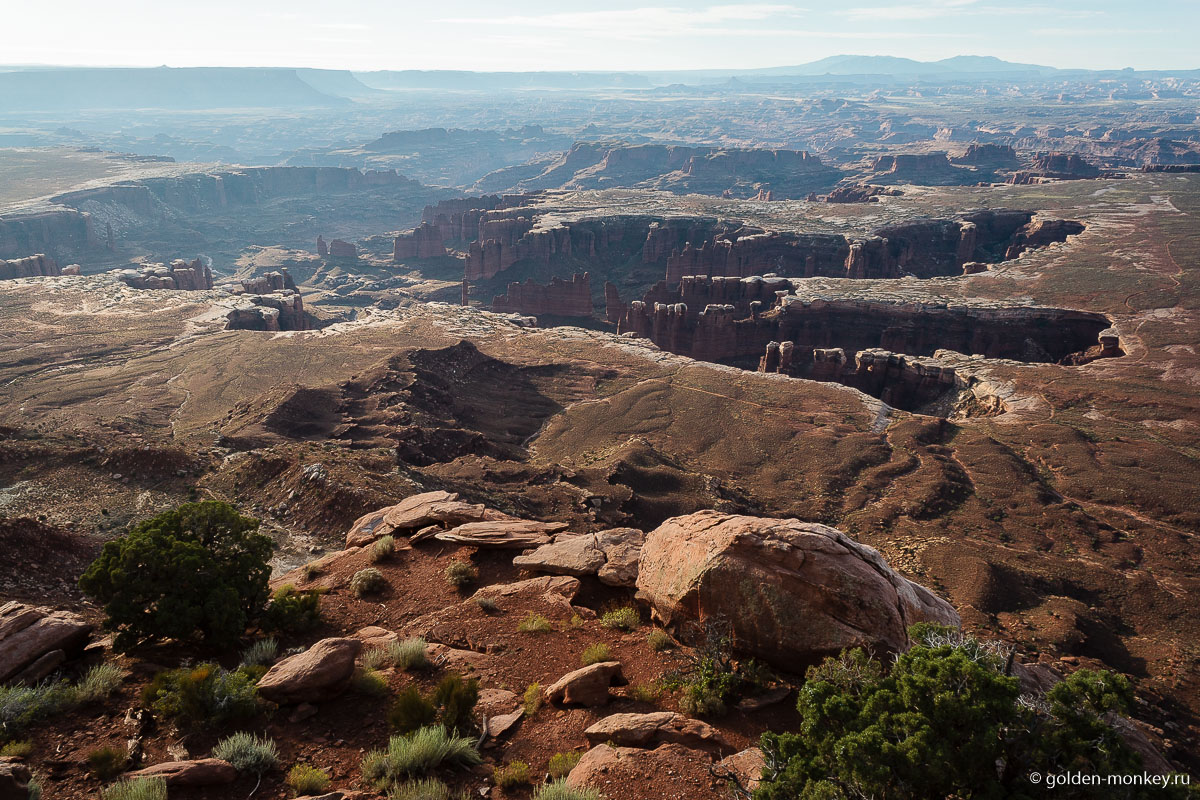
[6,0,1196,72]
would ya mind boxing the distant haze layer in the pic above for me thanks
[2,0,1196,72]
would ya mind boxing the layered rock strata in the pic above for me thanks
[490,272,593,317]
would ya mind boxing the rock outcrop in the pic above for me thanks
[328,239,357,259]
[544,661,626,707]
[345,491,518,547]
[0,254,59,280]
[583,712,730,755]
[513,528,645,587]
[0,602,92,684]
[636,511,960,668]
[417,519,568,548]
[822,184,900,203]
[116,258,213,290]
[225,290,308,331]
[491,272,593,317]
[256,637,362,704]
[238,269,297,294]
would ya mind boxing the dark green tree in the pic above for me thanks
[79,501,272,651]
[756,627,1191,800]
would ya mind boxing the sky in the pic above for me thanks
[4,0,1196,73]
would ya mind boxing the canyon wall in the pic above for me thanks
[490,272,593,317]
[0,253,60,280]
[0,209,96,262]
[620,295,1116,367]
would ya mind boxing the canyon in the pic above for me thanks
[1,56,1199,800]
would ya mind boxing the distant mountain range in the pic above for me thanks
[0,57,1196,111]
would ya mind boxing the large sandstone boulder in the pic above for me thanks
[636,511,959,668]
[544,661,626,707]
[345,491,517,547]
[566,743,726,799]
[0,602,92,683]
[256,638,361,704]
[584,712,729,755]
[512,528,644,587]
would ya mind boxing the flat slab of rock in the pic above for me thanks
[126,758,237,786]
[353,626,398,651]
[257,637,361,704]
[513,528,644,587]
[485,709,524,744]
[717,748,766,793]
[545,661,626,707]
[567,743,726,798]
[584,712,729,755]
[346,491,517,547]
[430,519,567,548]
[636,511,960,668]
[471,575,581,604]
[0,601,92,683]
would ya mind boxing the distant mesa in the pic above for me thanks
[475,141,843,199]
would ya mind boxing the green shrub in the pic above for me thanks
[240,637,279,667]
[432,673,479,735]
[646,629,674,651]
[99,777,167,800]
[365,637,429,671]
[360,749,390,788]
[76,663,124,703]
[628,682,663,705]
[0,740,33,758]
[368,726,481,782]
[388,673,478,735]
[547,750,582,779]
[390,777,453,800]
[389,685,437,734]
[444,561,477,588]
[0,681,77,739]
[140,663,259,726]
[756,628,1177,800]
[533,779,603,800]
[493,760,532,788]
[212,731,278,775]
[518,613,552,633]
[286,764,330,796]
[354,668,390,697]
[599,606,640,632]
[370,535,396,563]
[27,775,41,800]
[580,643,613,666]
[522,683,542,716]
[302,562,323,581]
[79,501,272,651]
[261,585,323,633]
[87,746,129,780]
[474,596,500,614]
[351,567,388,597]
